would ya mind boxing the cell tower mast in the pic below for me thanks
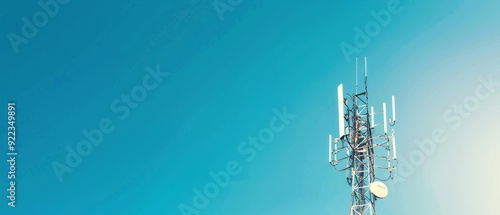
[329,57,398,215]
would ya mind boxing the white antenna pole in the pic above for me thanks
[383,102,388,134]
[392,95,396,122]
[356,58,358,94]
[337,84,345,138]
[364,57,367,77]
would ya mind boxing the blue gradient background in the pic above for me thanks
[1,0,499,214]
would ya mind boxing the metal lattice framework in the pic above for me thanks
[329,57,398,215]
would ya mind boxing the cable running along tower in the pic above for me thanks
[329,57,398,215]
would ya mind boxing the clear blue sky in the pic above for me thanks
[1,0,499,214]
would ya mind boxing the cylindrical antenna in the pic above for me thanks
[383,102,388,134]
[356,58,358,94]
[364,57,367,77]
[364,57,368,94]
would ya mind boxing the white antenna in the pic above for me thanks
[356,58,358,94]
[337,84,345,138]
[391,95,396,122]
[364,57,367,77]
[392,130,397,159]
[383,102,388,134]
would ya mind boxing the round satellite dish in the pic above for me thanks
[369,181,388,199]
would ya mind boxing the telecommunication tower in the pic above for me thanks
[328,57,398,215]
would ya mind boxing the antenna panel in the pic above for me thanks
[337,84,345,137]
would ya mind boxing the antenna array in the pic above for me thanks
[329,57,398,215]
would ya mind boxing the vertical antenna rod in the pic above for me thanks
[356,58,358,95]
[364,57,367,77]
